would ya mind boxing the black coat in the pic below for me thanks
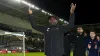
[28,13,75,55]
[64,32,75,56]
[73,33,86,56]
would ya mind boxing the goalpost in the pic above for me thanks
[0,30,25,56]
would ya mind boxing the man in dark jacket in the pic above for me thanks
[28,3,76,56]
[64,31,75,56]
[73,27,86,56]
[86,31,99,56]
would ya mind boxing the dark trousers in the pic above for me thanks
[73,48,85,56]
[64,43,71,56]
[64,48,70,56]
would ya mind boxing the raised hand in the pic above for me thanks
[70,3,76,13]
[28,9,33,14]
[88,44,91,49]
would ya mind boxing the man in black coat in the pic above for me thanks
[28,3,76,56]
[73,27,86,56]
[64,31,75,56]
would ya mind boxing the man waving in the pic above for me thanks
[28,3,76,56]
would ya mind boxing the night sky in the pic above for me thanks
[30,0,100,25]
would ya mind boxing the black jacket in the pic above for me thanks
[28,13,75,55]
[64,32,75,56]
[73,33,86,56]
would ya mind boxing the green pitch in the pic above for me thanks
[0,52,73,56]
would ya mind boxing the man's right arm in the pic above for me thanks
[28,9,46,32]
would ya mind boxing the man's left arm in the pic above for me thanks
[63,3,76,33]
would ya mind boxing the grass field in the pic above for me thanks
[0,52,73,56]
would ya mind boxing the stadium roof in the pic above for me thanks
[0,0,48,20]
[0,0,100,35]
[0,0,49,34]
[0,0,68,34]
[0,0,66,23]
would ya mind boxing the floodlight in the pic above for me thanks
[48,13,49,15]
[15,0,22,2]
[64,21,67,23]
[21,0,58,17]
[12,33,25,36]
[42,10,47,14]
[59,19,64,21]
[49,14,52,16]
[5,32,12,35]
[22,1,28,5]
[38,38,40,41]
[43,39,44,41]
[22,1,31,6]
[31,5,35,8]
[64,21,69,24]
[34,7,40,10]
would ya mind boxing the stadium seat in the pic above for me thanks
[1,50,7,54]
[0,50,2,53]
[12,50,17,53]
